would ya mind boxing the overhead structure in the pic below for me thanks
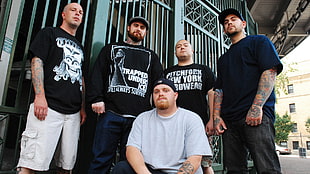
[246,0,310,57]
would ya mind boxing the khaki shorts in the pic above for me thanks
[17,104,80,171]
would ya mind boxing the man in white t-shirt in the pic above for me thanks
[112,78,212,174]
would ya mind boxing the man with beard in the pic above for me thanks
[111,78,212,174]
[87,16,163,173]
[213,8,282,173]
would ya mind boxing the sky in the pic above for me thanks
[282,36,310,63]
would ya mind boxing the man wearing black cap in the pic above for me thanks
[213,8,282,173]
[111,78,212,174]
[87,16,163,173]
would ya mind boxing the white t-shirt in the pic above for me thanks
[127,107,212,174]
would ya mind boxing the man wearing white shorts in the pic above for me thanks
[17,3,86,174]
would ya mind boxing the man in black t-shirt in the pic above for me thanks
[17,3,86,174]
[214,8,282,173]
[87,17,163,174]
[165,40,215,174]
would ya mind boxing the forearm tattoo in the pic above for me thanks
[178,161,194,174]
[213,89,223,117]
[254,67,277,106]
[31,58,44,95]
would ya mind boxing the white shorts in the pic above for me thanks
[17,103,80,171]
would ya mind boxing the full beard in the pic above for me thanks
[128,32,144,42]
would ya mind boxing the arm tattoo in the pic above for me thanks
[213,89,223,118]
[31,58,45,95]
[178,161,194,174]
[253,67,277,107]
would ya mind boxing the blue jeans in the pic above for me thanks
[222,114,281,174]
[88,111,135,174]
[111,160,167,174]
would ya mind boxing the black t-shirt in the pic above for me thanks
[87,41,163,117]
[214,35,283,122]
[165,64,215,125]
[29,27,84,114]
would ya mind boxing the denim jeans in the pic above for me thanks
[88,111,135,174]
[111,160,167,174]
[222,114,281,174]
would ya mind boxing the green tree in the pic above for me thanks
[306,118,310,133]
[275,61,297,96]
[274,112,294,144]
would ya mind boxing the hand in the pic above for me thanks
[91,101,105,115]
[33,94,48,120]
[214,116,227,135]
[80,107,87,125]
[206,120,215,136]
[245,105,263,126]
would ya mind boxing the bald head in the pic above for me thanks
[175,39,194,65]
[61,3,83,35]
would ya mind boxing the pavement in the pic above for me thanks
[279,154,310,174]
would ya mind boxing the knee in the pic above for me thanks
[111,161,134,174]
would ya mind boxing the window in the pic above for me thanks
[293,141,299,149]
[289,103,296,113]
[307,141,310,150]
[280,141,288,147]
[287,84,294,94]
[292,123,298,133]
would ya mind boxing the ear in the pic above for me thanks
[242,21,247,29]
[127,25,130,32]
[174,92,178,100]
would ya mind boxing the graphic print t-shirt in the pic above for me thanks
[88,42,163,116]
[165,64,215,124]
[29,27,84,114]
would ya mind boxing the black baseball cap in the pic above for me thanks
[219,8,245,25]
[128,16,149,30]
[153,78,177,92]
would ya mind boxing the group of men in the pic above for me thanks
[16,2,283,174]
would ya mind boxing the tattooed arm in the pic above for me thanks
[245,67,277,126]
[177,155,202,174]
[213,89,226,135]
[31,57,48,120]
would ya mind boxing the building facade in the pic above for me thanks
[276,58,310,156]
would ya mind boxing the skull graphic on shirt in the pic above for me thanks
[53,37,83,91]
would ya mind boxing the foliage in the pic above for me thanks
[274,112,294,144]
[275,61,297,96]
[306,118,310,133]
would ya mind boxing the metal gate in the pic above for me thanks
[0,0,257,173]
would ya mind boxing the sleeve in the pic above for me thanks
[29,27,52,62]
[256,36,283,75]
[204,65,216,91]
[214,60,222,90]
[126,115,143,150]
[150,52,164,86]
[86,45,111,104]
[185,114,212,157]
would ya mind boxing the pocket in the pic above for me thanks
[20,129,38,159]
